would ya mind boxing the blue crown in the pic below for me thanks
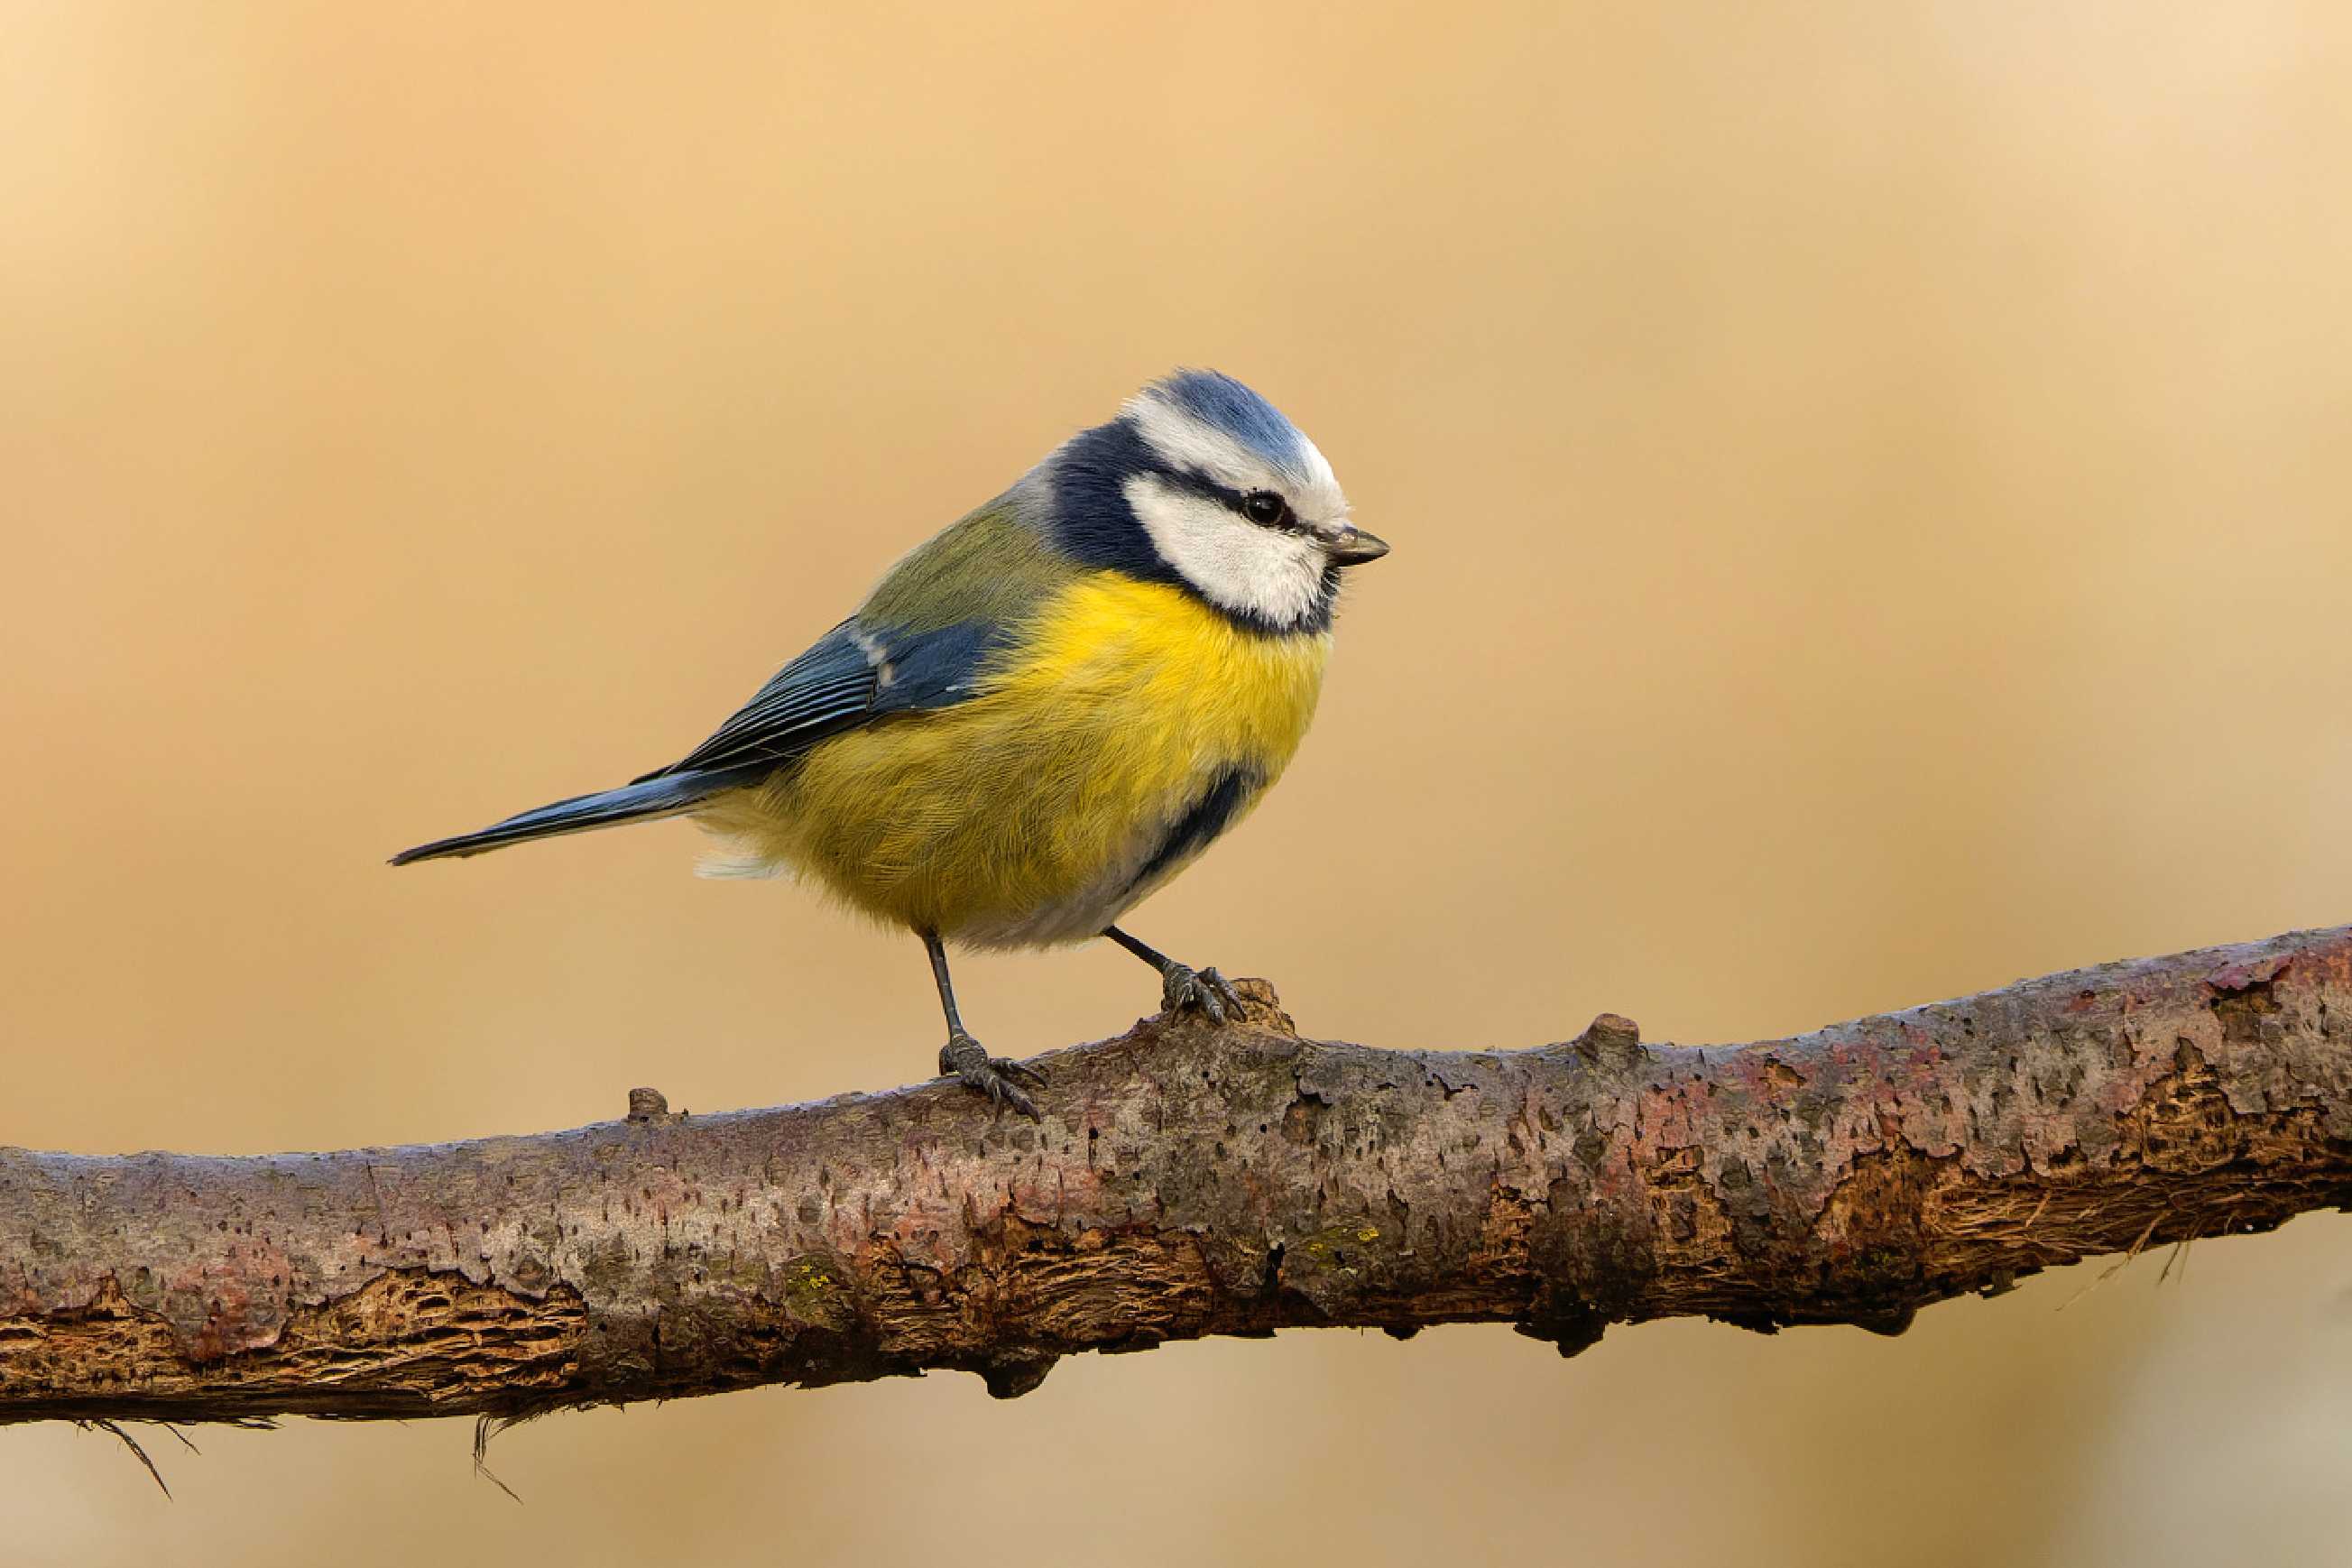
[1141,369,1311,480]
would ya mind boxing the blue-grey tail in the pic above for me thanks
[389,768,763,865]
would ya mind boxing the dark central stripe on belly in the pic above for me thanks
[1125,767,1259,898]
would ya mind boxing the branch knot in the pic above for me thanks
[1573,1012,1646,1069]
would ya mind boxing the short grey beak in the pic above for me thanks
[1321,525,1391,566]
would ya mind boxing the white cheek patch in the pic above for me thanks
[1124,474,1327,627]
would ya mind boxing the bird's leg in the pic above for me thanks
[1102,926,1246,1024]
[923,930,1043,1119]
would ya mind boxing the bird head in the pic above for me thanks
[1045,370,1388,633]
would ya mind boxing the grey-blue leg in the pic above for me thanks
[1102,926,1245,1024]
[924,930,1043,1119]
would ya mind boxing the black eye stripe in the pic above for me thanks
[1151,466,1300,530]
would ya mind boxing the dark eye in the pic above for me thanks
[1240,491,1290,527]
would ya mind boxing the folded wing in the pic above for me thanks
[390,617,1005,864]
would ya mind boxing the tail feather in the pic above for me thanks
[390,768,761,866]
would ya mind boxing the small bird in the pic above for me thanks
[393,371,1387,1116]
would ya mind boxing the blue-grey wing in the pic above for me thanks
[392,618,1005,864]
[634,617,1002,782]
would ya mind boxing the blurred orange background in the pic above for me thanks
[5,4,2351,1564]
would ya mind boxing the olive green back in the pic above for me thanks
[860,487,1079,632]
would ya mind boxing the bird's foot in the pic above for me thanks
[939,1033,1045,1120]
[1160,963,1246,1025]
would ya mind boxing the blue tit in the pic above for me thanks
[394,370,1388,1116]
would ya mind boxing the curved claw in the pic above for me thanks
[938,1034,1044,1121]
[1161,964,1245,1025]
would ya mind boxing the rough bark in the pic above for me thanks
[5,927,2351,1425]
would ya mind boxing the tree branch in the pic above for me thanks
[5,927,2351,1424]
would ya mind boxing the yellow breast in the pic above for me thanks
[697,574,1330,946]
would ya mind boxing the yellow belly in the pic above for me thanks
[696,574,1331,946]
